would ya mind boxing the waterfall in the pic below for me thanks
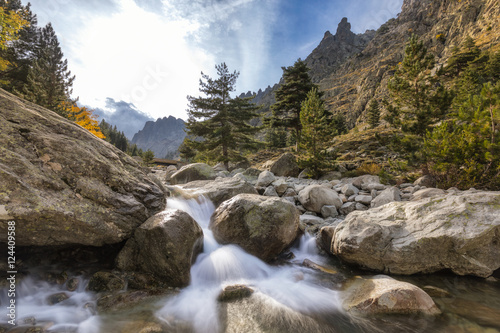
[156,195,341,333]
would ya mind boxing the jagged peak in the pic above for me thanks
[323,30,333,40]
[335,17,355,42]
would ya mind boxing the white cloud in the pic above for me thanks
[70,0,213,120]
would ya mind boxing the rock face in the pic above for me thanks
[342,275,440,315]
[116,209,203,287]
[298,185,343,213]
[131,116,186,159]
[332,191,500,277]
[0,89,166,247]
[177,176,258,207]
[210,194,300,261]
[170,163,217,185]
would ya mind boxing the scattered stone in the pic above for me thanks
[47,292,69,305]
[342,275,441,315]
[299,215,326,234]
[298,185,343,213]
[210,194,300,261]
[319,171,342,181]
[272,179,289,196]
[354,195,372,206]
[321,205,339,218]
[263,186,279,197]
[266,153,300,177]
[351,175,380,189]
[116,209,204,287]
[170,163,217,185]
[339,202,357,215]
[218,285,254,302]
[88,272,125,292]
[303,259,339,276]
[370,187,401,208]
[255,171,276,187]
[164,165,178,182]
[282,188,297,197]
[341,184,359,197]
[318,226,336,253]
[414,175,436,188]
[355,203,368,211]
[66,278,79,292]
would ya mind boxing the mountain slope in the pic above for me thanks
[131,116,186,159]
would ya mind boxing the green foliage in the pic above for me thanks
[367,99,380,129]
[387,34,452,136]
[185,63,261,169]
[99,119,131,153]
[424,82,500,190]
[268,59,317,149]
[142,149,155,166]
[17,23,75,116]
[265,127,287,148]
[298,88,334,178]
[330,114,348,136]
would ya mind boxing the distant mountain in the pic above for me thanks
[251,0,500,128]
[131,116,186,159]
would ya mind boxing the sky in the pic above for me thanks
[24,0,403,135]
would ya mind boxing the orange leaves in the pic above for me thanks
[64,102,106,139]
[0,5,29,71]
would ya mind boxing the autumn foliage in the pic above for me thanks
[64,102,106,139]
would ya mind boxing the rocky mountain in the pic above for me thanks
[131,116,186,159]
[254,0,500,128]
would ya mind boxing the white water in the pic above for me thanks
[0,195,340,332]
[0,275,99,332]
[156,196,341,333]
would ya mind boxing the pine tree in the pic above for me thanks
[185,63,261,169]
[367,99,380,129]
[269,59,317,150]
[298,88,333,178]
[19,23,75,116]
[387,35,451,136]
[142,149,155,166]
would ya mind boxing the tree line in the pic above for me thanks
[0,1,104,138]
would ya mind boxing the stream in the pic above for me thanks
[1,195,499,332]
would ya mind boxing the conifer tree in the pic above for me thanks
[269,59,316,150]
[20,23,75,116]
[367,99,380,128]
[185,63,261,169]
[387,35,451,136]
[298,88,333,178]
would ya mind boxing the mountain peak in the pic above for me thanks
[335,17,355,42]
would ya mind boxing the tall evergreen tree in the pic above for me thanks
[269,59,316,150]
[19,23,75,116]
[185,63,261,169]
[298,88,333,178]
[367,99,380,129]
[387,35,451,136]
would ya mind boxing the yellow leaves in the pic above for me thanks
[0,4,29,71]
[63,102,106,139]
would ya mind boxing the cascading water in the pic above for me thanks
[156,195,342,333]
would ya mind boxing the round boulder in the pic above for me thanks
[268,153,300,177]
[210,194,300,261]
[298,185,343,213]
[116,209,204,287]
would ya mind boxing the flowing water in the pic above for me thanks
[1,195,499,332]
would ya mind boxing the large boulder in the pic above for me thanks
[265,153,300,177]
[342,275,440,315]
[116,209,203,287]
[0,89,165,247]
[332,191,500,277]
[210,194,300,261]
[175,176,258,207]
[169,163,217,185]
[298,185,343,213]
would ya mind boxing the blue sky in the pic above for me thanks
[24,0,403,124]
